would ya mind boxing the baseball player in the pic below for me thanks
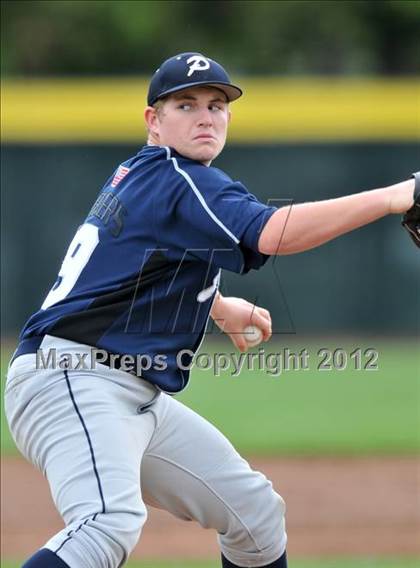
[5,52,419,568]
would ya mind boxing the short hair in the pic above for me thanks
[152,98,166,116]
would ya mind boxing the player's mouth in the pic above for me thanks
[193,134,216,141]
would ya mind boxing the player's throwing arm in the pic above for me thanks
[258,174,418,255]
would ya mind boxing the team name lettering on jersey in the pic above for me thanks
[89,192,127,237]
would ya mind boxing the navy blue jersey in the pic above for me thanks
[20,145,276,392]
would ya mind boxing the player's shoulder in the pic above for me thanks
[101,145,174,189]
[118,145,175,172]
[130,144,172,170]
[169,149,237,191]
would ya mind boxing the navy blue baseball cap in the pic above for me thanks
[147,52,243,106]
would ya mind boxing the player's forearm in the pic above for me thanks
[258,179,415,255]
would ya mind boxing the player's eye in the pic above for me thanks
[209,104,222,112]
[178,103,192,111]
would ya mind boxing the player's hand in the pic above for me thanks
[210,295,272,352]
[387,178,415,214]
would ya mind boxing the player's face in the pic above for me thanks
[146,87,230,165]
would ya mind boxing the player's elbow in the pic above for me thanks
[258,231,293,255]
[258,231,271,255]
[258,209,296,255]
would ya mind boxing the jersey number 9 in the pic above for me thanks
[41,224,99,310]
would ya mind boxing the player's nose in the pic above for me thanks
[196,106,213,127]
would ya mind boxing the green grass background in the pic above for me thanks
[1,338,420,455]
[2,338,419,567]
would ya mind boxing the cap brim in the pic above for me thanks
[152,81,243,105]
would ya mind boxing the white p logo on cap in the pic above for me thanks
[186,55,210,77]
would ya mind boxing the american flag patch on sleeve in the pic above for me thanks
[111,165,130,187]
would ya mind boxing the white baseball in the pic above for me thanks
[243,325,263,347]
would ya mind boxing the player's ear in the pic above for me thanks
[144,106,160,137]
[228,109,232,123]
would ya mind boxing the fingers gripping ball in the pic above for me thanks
[243,325,263,347]
[402,172,420,248]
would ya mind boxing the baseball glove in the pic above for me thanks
[401,172,420,248]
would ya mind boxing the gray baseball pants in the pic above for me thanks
[5,336,287,568]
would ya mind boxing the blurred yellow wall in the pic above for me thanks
[2,78,419,143]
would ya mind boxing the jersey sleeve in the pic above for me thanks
[157,159,277,273]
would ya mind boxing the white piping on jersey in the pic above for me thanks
[164,148,240,245]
